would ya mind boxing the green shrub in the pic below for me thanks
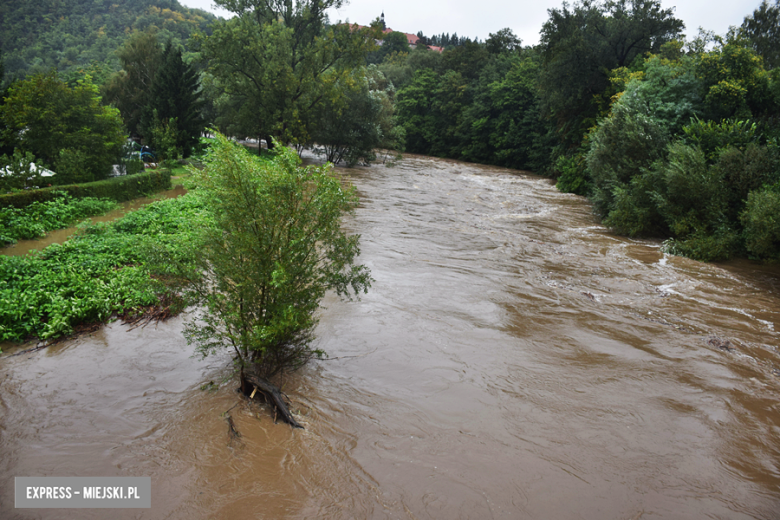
[741,189,780,260]
[681,117,758,162]
[603,169,667,237]
[663,229,741,262]
[587,102,669,217]
[54,148,93,184]
[714,143,780,221]
[0,169,171,209]
[555,154,590,195]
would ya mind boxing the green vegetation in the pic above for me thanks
[0,169,171,208]
[149,133,371,378]
[0,71,126,183]
[0,193,117,246]
[0,0,216,85]
[143,43,204,159]
[0,192,204,342]
[4,0,780,359]
[199,0,378,149]
[388,0,780,263]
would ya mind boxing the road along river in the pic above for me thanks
[1,154,779,519]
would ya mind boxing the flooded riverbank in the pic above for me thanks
[1,155,779,519]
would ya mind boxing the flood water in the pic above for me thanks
[1,155,779,519]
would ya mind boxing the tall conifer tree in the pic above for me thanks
[144,43,204,158]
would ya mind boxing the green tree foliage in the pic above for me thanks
[485,28,522,55]
[742,188,780,259]
[164,133,371,378]
[368,31,411,64]
[395,47,552,172]
[312,66,403,165]
[0,0,216,83]
[618,52,703,133]
[0,72,126,184]
[587,100,670,221]
[538,0,684,149]
[103,30,166,138]
[142,43,204,157]
[377,47,442,90]
[696,40,775,120]
[200,0,377,147]
[742,0,780,69]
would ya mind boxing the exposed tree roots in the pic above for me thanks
[241,372,304,429]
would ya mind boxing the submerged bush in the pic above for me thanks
[555,154,590,195]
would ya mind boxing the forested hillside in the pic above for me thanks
[0,0,216,84]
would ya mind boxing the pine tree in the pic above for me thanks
[143,43,204,158]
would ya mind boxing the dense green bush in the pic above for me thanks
[741,188,780,260]
[681,118,758,162]
[554,154,590,195]
[0,169,171,209]
[715,143,780,221]
[587,102,669,217]
[651,143,728,239]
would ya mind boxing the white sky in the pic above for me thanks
[179,0,764,46]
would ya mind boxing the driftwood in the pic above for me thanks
[226,414,241,440]
[241,372,304,429]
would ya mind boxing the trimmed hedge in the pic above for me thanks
[0,170,172,209]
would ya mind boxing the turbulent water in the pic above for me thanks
[1,155,779,519]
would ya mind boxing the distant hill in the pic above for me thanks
[0,0,217,84]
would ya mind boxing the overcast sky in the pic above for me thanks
[179,0,764,45]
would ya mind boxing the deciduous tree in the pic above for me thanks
[1,72,126,183]
[199,0,378,148]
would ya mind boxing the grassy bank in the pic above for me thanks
[0,193,118,246]
[0,192,205,343]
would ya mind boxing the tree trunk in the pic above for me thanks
[241,371,304,429]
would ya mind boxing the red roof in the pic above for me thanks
[344,23,443,53]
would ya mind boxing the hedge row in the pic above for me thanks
[0,170,172,209]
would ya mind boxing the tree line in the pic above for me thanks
[389,0,780,262]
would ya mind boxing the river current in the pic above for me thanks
[1,154,779,519]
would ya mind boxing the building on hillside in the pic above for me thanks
[344,12,444,53]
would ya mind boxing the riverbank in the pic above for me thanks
[0,189,201,344]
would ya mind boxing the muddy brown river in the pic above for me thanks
[1,155,779,519]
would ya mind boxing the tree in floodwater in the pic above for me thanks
[163,132,371,425]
